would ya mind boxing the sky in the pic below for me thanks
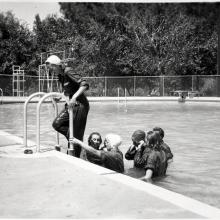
[0,1,62,30]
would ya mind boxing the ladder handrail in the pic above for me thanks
[24,92,46,147]
[36,92,65,152]
[24,92,59,149]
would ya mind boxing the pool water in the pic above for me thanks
[1,101,220,209]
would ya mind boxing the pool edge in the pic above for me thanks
[1,130,220,219]
[1,96,220,104]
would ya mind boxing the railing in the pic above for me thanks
[24,92,60,152]
[24,92,46,148]
[36,92,75,154]
[24,92,75,154]
[36,92,62,152]
[1,74,220,97]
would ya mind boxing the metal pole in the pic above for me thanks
[192,76,194,91]
[36,92,63,152]
[22,70,24,97]
[118,87,120,104]
[125,88,127,112]
[17,67,20,96]
[134,76,136,96]
[67,106,75,156]
[162,76,165,96]
[23,92,46,148]
[104,77,107,96]
[53,99,59,146]
[38,65,41,92]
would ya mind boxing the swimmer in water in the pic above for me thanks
[70,133,124,173]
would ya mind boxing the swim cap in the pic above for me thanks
[132,130,146,142]
[105,133,122,148]
[45,55,61,65]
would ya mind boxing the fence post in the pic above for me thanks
[118,87,120,104]
[134,76,136,96]
[38,65,41,92]
[162,76,165,96]
[104,76,107,96]
[125,88,127,111]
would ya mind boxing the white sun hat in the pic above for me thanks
[105,133,122,148]
[45,55,61,65]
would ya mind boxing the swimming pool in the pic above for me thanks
[1,101,220,209]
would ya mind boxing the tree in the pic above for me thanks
[57,3,218,95]
[0,11,34,74]
[181,3,220,95]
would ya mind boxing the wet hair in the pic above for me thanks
[153,127,164,139]
[88,132,102,146]
[148,131,161,149]
[146,130,154,140]
[132,130,146,142]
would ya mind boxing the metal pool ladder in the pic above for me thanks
[24,92,61,152]
[24,92,75,154]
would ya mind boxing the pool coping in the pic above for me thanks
[1,130,220,219]
[1,95,220,104]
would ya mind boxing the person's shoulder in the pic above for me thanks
[64,67,83,81]
[154,149,167,163]
[102,149,123,158]
[161,141,171,151]
[64,67,74,74]
[117,149,124,157]
[161,141,169,147]
[112,149,123,157]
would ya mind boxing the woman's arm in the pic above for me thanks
[125,145,137,160]
[69,137,102,158]
[69,86,88,107]
[139,169,153,183]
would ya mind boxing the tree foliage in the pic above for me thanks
[0,11,34,74]
[0,3,219,79]
[59,3,218,77]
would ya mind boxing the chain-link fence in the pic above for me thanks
[1,74,220,97]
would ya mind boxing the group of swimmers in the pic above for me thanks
[70,127,173,182]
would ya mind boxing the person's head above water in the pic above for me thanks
[88,132,102,150]
[153,127,164,139]
[131,130,146,146]
[104,133,122,151]
[147,131,161,149]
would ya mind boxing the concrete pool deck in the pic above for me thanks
[1,131,220,218]
[1,95,220,104]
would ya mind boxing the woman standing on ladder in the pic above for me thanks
[45,55,90,158]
